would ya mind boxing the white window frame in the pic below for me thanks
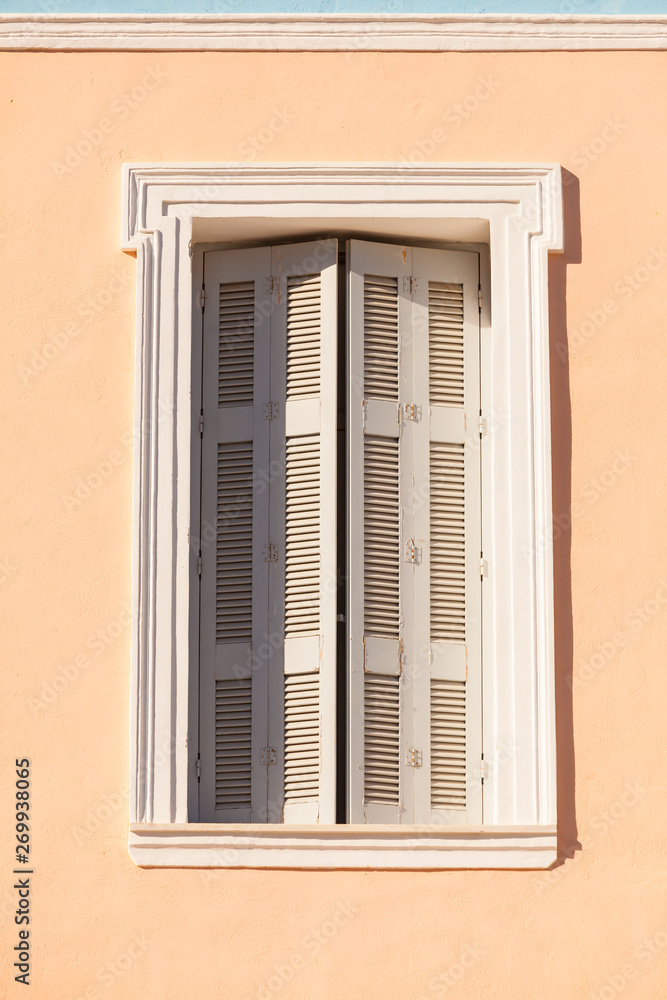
[124,162,562,869]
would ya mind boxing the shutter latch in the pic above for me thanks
[403,276,420,295]
[405,747,423,768]
[260,747,277,766]
[403,402,422,422]
[262,544,278,563]
[263,402,279,421]
[405,539,422,564]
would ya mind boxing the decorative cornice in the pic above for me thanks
[2,13,667,53]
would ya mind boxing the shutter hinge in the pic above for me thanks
[198,412,204,436]
[263,276,279,294]
[479,414,487,436]
[262,543,278,563]
[480,557,488,579]
[336,613,346,623]
[479,758,488,782]
[478,285,483,311]
[405,539,422,564]
[405,747,423,768]
[403,402,422,422]
[195,755,201,780]
[196,286,205,310]
[197,554,202,577]
[262,401,279,421]
[260,747,277,766]
[403,276,420,295]
[188,240,193,260]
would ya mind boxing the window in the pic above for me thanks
[124,163,561,868]
[196,237,483,828]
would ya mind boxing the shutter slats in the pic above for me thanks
[218,281,254,408]
[285,436,320,638]
[363,437,400,638]
[284,674,320,803]
[429,282,465,408]
[364,674,400,805]
[215,679,252,811]
[430,442,466,644]
[216,443,253,643]
[364,275,399,400]
[430,679,467,810]
[287,273,321,399]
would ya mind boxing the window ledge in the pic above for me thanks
[129,823,557,869]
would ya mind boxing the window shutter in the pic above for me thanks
[199,240,338,825]
[347,240,482,825]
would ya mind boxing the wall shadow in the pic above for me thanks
[548,169,581,866]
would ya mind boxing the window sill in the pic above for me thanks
[129,823,557,869]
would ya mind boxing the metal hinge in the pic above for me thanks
[195,755,201,780]
[405,747,423,768]
[336,613,346,623]
[198,412,204,436]
[403,402,422,422]
[480,557,488,579]
[263,401,279,421]
[479,415,487,436]
[196,286,206,310]
[262,543,278,563]
[197,554,202,577]
[188,240,193,260]
[403,276,420,295]
[479,759,488,782]
[405,539,422,564]
[263,276,279,294]
[260,747,277,766]
[478,286,483,311]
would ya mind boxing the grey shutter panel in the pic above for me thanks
[270,241,338,824]
[347,240,482,825]
[199,247,272,823]
[199,240,338,825]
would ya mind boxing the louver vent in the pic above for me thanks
[284,674,320,803]
[218,281,254,408]
[363,437,400,638]
[430,679,466,811]
[216,442,253,643]
[285,436,320,638]
[215,678,252,811]
[428,281,465,408]
[286,273,321,399]
[364,274,399,400]
[430,442,466,643]
[364,673,400,805]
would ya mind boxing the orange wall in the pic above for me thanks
[2,49,667,999]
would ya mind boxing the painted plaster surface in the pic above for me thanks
[3,2,667,15]
[1,47,667,999]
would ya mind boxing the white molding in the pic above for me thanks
[129,824,557,869]
[125,161,562,866]
[2,13,667,53]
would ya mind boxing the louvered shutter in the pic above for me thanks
[199,240,338,825]
[347,240,482,825]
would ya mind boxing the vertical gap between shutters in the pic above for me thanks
[336,248,347,823]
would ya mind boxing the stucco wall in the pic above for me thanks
[2,48,667,999]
